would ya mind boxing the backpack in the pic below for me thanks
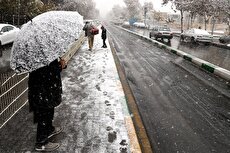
[90,26,99,35]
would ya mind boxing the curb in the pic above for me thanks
[107,38,142,153]
[116,26,230,82]
[108,38,153,153]
[65,28,143,152]
[212,42,230,50]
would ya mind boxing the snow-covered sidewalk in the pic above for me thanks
[55,29,136,152]
[0,27,141,152]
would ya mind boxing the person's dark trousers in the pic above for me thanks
[36,108,55,145]
[103,39,107,48]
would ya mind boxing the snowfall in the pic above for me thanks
[4,12,134,151]
[51,26,133,152]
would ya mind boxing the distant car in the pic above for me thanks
[180,28,213,43]
[133,22,146,28]
[149,25,173,41]
[122,21,130,28]
[0,24,20,46]
[219,35,230,44]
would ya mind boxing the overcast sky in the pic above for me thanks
[94,0,176,17]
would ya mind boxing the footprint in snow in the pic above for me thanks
[105,100,111,106]
[109,111,115,119]
[103,91,107,96]
[95,84,101,91]
[108,131,117,143]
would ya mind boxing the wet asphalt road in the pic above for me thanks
[129,27,230,71]
[107,24,230,153]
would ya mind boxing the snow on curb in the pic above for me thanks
[61,26,141,152]
[116,26,230,81]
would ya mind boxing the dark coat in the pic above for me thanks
[28,59,62,111]
[101,28,107,40]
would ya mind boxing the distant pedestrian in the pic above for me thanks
[28,58,67,152]
[101,25,107,48]
[83,21,95,51]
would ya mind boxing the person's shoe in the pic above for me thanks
[48,126,63,139]
[35,142,60,152]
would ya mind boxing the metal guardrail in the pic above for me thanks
[0,31,86,129]
[0,71,28,128]
[62,32,86,62]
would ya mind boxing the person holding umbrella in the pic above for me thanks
[10,11,84,151]
[101,25,107,48]
[28,57,66,151]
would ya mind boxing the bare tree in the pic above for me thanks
[208,0,223,35]
[143,2,153,26]
[163,0,193,33]
[153,11,165,22]
[220,0,230,35]
[193,0,213,30]
[111,5,127,20]
[163,0,228,33]
[0,0,42,25]
[123,0,142,22]
[143,2,153,11]
[61,0,99,19]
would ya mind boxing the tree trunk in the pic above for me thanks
[190,15,193,28]
[204,16,207,30]
[187,14,190,30]
[190,13,195,28]
[228,18,230,35]
[180,10,184,33]
[211,17,216,35]
[228,24,230,35]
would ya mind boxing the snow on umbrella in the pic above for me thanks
[10,11,83,74]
